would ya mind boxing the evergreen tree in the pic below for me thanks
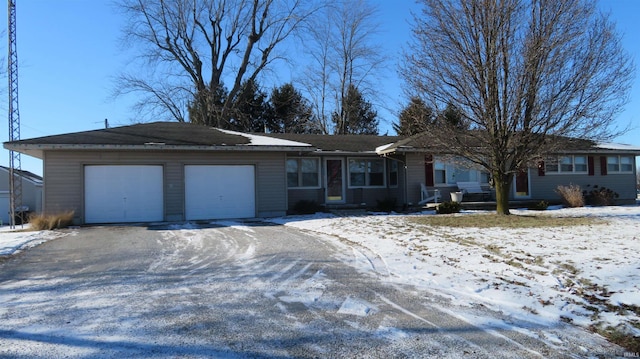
[332,84,378,135]
[394,97,434,136]
[227,79,270,132]
[269,83,318,133]
[437,102,467,130]
[188,84,228,126]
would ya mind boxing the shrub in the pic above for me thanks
[292,200,323,215]
[555,184,584,208]
[436,201,461,214]
[376,197,397,212]
[28,211,75,230]
[528,200,549,211]
[582,185,619,206]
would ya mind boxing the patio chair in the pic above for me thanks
[419,183,441,206]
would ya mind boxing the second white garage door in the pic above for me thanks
[184,165,255,220]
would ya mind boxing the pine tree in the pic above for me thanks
[269,83,319,133]
[332,84,378,135]
[394,97,434,136]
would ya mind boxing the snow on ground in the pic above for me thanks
[2,205,639,345]
[269,205,640,339]
[0,224,67,256]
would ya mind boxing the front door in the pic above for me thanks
[514,168,531,199]
[325,159,345,203]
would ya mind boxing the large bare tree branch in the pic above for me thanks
[402,0,635,214]
[116,0,316,127]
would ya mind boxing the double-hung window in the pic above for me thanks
[607,155,633,173]
[348,158,385,187]
[546,156,588,174]
[287,158,320,188]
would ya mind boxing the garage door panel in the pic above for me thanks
[85,165,164,223]
[185,165,255,220]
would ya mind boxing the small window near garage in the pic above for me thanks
[389,161,399,187]
[348,158,385,188]
[287,158,320,188]
[607,155,633,173]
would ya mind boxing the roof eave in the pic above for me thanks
[3,143,316,155]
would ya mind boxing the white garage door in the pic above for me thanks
[85,165,164,223]
[185,165,255,220]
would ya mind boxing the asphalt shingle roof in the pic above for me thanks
[8,122,252,146]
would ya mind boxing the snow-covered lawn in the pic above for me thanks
[270,205,640,344]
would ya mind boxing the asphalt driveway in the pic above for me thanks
[0,223,617,358]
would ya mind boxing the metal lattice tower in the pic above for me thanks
[8,0,22,228]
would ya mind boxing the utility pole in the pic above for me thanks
[8,0,23,228]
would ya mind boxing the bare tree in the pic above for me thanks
[115,0,316,127]
[402,0,634,214]
[300,0,385,134]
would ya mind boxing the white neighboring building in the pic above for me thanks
[0,166,43,225]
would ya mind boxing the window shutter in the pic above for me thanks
[425,155,434,186]
[537,160,545,176]
[588,156,594,176]
[600,156,607,176]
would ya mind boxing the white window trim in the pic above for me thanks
[607,155,634,174]
[347,157,386,188]
[286,157,321,189]
[545,155,589,175]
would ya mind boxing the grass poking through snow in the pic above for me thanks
[411,213,600,228]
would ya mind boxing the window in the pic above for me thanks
[607,155,634,173]
[560,156,574,172]
[546,156,588,173]
[574,156,588,172]
[433,159,489,185]
[434,162,446,184]
[389,161,398,187]
[348,158,385,187]
[286,158,320,188]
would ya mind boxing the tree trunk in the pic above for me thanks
[493,172,512,215]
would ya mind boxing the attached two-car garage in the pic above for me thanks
[84,165,256,223]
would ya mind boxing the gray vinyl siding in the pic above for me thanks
[530,154,638,203]
[43,150,287,224]
[405,153,427,205]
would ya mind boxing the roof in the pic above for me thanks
[3,122,313,159]
[4,122,639,159]
[0,165,43,185]
[375,131,640,156]
[262,133,401,153]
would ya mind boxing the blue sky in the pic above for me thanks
[1,0,638,176]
